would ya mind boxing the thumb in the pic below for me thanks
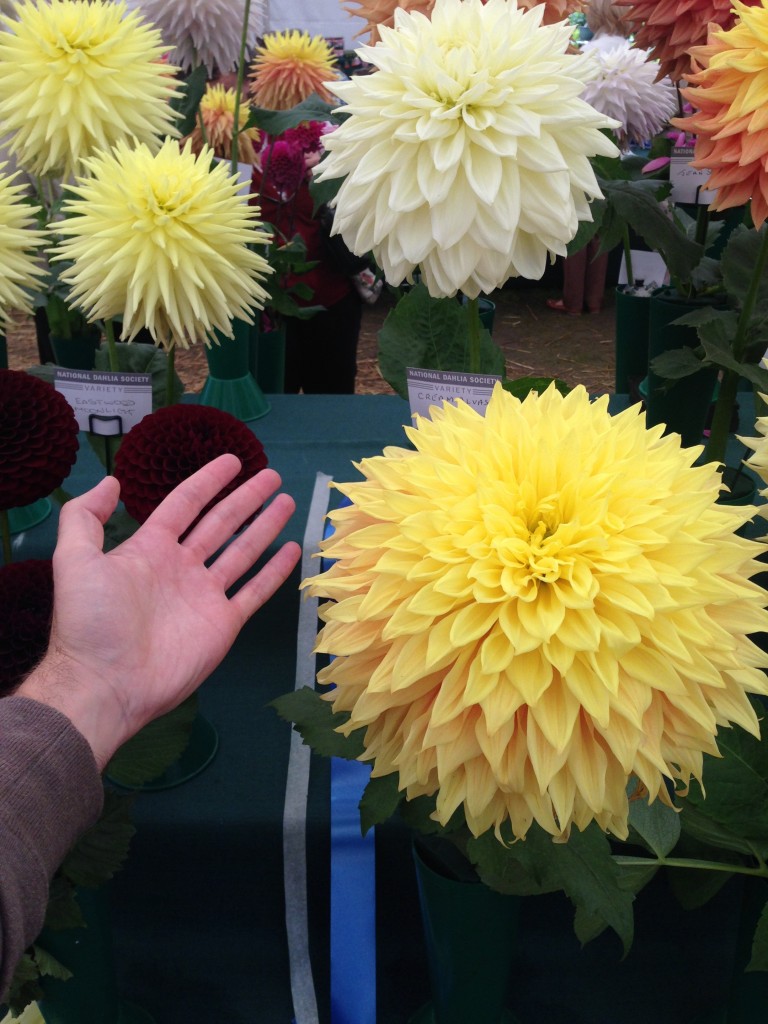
[54,476,121,558]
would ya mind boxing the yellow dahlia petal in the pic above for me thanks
[308,385,768,842]
[0,0,181,178]
[52,139,272,350]
[0,162,46,328]
[315,0,619,299]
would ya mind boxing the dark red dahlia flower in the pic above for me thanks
[113,404,268,525]
[0,370,79,511]
[0,559,53,697]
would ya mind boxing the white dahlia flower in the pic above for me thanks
[316,0,619,299]
[128,0,265,74]
[581,40,678,147]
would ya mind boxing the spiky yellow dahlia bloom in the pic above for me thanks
[127,0,264,74]
[249,30,339,110]
[0,0,180,179]
[0,163,45,328]
[185,84,260,163]
[307,385,768,842]
[316,0,619,299]
[53,139,272,350]
[674,0,768,227]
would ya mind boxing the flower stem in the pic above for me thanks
[622,227,634,288]
[614,853,768,878]
[704,224,768,465]
[165,344,176,407]
[0,509,11,565]
[467,296,482,374]
[104,318,120,372]
[231,0,252,176]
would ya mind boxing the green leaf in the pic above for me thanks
[676,800,759,857]
[247,95,339,135]
[748,896,768,971]
[106,695,198,786]
[666,864,733,910]
[60,790,135,888]
[466,828,557,897]
[33,944,74,981]
[377,284,505,399]
[44,875,85,932]
[502,376,570,398]
[171,64,208,137]
[722,223,768,318]
[398,794,446,836]
[471,824,635,953]
[93,340,184,409]
[270,686,366,759]
[567,202,604,256]
[359,772,401,834]
[627,792,681,858]
[7,952,45,1018]
[649,346,705,382]
[102,508,140,553]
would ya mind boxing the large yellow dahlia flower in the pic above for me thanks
[674,0,768,228]
[0,163,45,328]
[185,84,261,164]
[0,0,180,179]
[249,30,339,110]
[316,0,619,299]
[53,139,272,350]
[307,385,768,842]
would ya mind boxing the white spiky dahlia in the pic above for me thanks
[52,139,272,350]
[127,0,265,74]
[0,0,181,179]
[581,40,678,147]
[316,0,619,299]
[307,385,768,843]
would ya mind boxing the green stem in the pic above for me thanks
[104,318,120,372]
[695,204,710,249]
[622,226,634,288]
[0,509,11,565]
[198,109,209,148]
[467,296,482,374]
[52,486,73,505]
[165,345,176,407]
[614,854,768,879]
[704,225,768,464]
[231,0,252,175]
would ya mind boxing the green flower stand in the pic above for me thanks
[249,324,286,394]
[410,843,521,1024]
[614,287,650,398]
[38,888,154,1024]
[7,498,52,533]
[198,319,270,421]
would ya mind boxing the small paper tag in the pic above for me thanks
[670,146,718,205]
[407,367,500,421]
[54,368,152,435]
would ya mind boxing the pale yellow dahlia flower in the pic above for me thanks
[249,30,339,110]
[53,139,272,350]
[185,84,261,164]
[0,163,46,328]
[316,0,619,299]
[127,0,265,74]
[0,0,181,179]
[307,385,768,842]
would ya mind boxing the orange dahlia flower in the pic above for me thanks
[674,0,768,226]
[619,0,761,82]
[249,30,338,110]
[185,84,260,164]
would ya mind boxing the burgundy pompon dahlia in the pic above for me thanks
[0,559,53,697]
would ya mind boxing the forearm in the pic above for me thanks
[0,696,103,1001]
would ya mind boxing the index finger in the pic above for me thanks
[144,454,243,537]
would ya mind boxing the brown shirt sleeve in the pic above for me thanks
[0,695,103,1000]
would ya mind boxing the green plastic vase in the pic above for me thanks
[249,323,286,394]
[49,328,101,371]
[644,289,719,447]
[614,287,650,398]
[199,318,270,421]
[38,888,154,1024]
[410,843,521,1024]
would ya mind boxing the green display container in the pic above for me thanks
[644,289,719,447]
[249,324,286,394]
[7,497,52,533]
[38,888,154,1024]
[199,318,270,421]
[50,328,102,371]
[410,843,521,1024]
[0,333,7,369]
[614,287,650,397]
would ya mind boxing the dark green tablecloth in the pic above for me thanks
[10,394,759,1023]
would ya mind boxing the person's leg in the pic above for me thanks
[584,237,609,313]
[546,251,586,314]
[283,316,303,394]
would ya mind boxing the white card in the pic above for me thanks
[670,147,718,205]
[407,367,500,421]
[54,369,152,435]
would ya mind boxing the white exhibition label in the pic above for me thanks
[670,146,718,205]
[54,369,152,435]
[407,367,501,421]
